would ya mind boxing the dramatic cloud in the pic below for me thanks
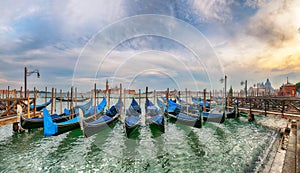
[0,0,299,91]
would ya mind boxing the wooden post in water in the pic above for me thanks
[185,88,188,113]
[51,88,54,114]
[94,83,96,115]
[7,86,10,112]
[27,90,30,118]
[45,87,47,103]
[236,98,239,117]
[13,89,19,132]
[210,91,212,110]
[119,83,122,121]
[71,86,74,117]
[146,86,148,100]
[203,89,206,112]
[224,75,227,111]
[166,88,169,107]
[67,91,70,110]
[138,89,141,106]
[96,85,99,105]
[107,89,110,109]
[54,88,57,113]
[60,89,62,114]
[248,98,254,121]
[146,86,148,108]
[33,87,37,117]
[123,88,126,114]
[75,87,77,107]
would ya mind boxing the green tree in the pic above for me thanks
[296,82,300,92]
[229,86,233,96]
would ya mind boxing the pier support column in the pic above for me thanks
[248,98,255,122]
[12,122,19,132]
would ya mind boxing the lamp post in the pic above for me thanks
[240,80,247,97]
[220,75,227,110]
[24,67,40,98]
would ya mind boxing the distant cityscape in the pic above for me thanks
[0,77,299,97]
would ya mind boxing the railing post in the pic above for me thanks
[203,89,206,112]
[281,100,285,117]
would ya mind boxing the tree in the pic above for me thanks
[229,86,233,97]
[296,82,300,92]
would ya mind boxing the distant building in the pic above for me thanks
[277,78,296,97]
[248,78,275,96]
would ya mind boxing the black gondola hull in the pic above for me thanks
[167,113,202,128]
[82,115,119,138]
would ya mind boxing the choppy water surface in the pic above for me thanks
[0,98,287,172]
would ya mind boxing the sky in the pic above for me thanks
[0,0,299,92]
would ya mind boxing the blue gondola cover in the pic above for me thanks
[43,109,58,136]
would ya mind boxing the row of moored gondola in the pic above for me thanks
[17,96,238,138]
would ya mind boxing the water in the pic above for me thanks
[0,98,288,172]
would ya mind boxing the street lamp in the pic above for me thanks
[24,67,40,98]
[240,80,247,97]
[220,75,227,109]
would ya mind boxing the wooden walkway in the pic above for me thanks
[0,98,37,131]
[227,96,300,120]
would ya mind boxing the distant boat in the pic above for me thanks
[125,98,141,137]
[43,98,106,136]
[55,97,89,102]
[80,98,122,138]
[30,99,52,111]
[145,98,164,133]
[19,100,92,129]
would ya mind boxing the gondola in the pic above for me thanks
[158,98,202,128]
[80,99,122,138]
[145,99,164,133]
[19,99,92,129]
[43,98,107,136]
[30,99,52,111]
[125,98,141,137]
[202,109,225,123]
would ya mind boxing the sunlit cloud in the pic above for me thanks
[0,0,299,91]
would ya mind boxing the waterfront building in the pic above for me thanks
[277,78,296,97]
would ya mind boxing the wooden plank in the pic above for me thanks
[0,116,18,126]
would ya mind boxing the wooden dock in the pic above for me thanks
[227,96,300,121]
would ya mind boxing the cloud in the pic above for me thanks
[246,0,299,47]
[0,0,299,92]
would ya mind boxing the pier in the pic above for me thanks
[227,96,300,121]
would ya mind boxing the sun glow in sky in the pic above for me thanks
[0,0,299,92]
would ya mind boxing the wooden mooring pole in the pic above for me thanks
[203,89,206,112]
[138,89,141,106]
[51,88,54,114]
[119,83,122,121]
[60,89,62,114]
